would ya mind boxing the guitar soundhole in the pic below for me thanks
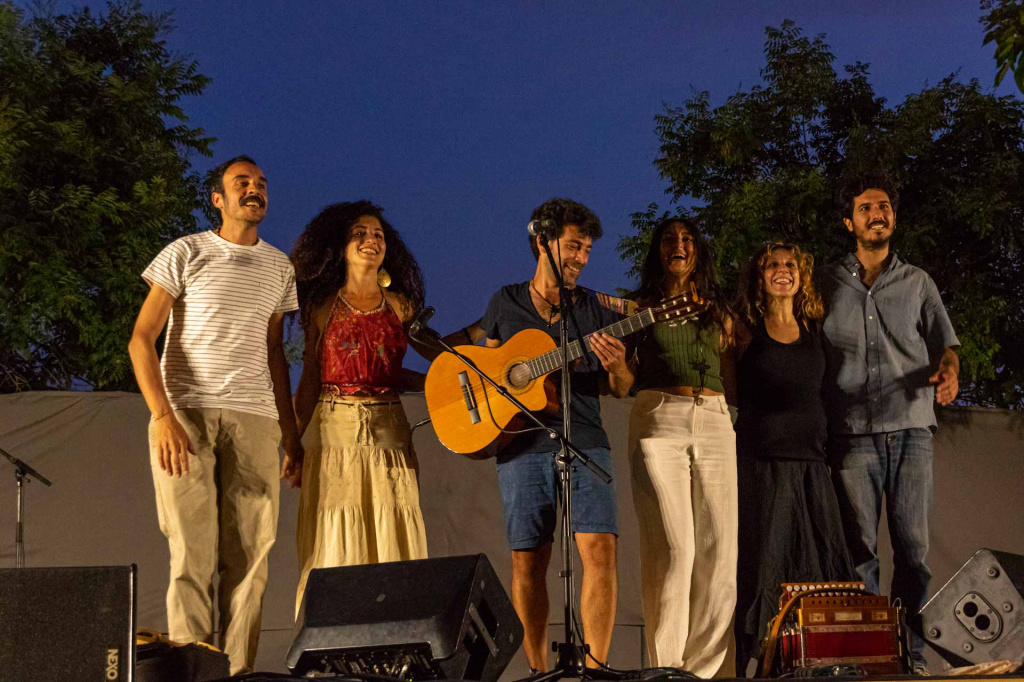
[507,362,531,389]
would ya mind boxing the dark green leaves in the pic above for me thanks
[0,1,213,392]
[982,0,1024,93]
[622,21,1024,408]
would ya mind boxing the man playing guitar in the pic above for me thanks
[440,198,631,672]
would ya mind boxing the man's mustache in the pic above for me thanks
[240,195,266,208]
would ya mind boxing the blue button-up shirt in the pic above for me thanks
[820,253,959,435]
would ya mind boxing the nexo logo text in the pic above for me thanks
[106,648,119,680]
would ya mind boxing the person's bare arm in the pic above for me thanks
[294,319,322,439]
[719,315,739,407]
[592,333,633,398]
[128,284,193,477]
[268,312,303,488]
[443,320,485,348]
[930,346,960,406]
[409,318,485,361]
[733,317,754,364]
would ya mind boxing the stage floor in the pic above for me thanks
[205,672,1024,682]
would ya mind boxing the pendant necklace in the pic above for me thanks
[530,282,559,325]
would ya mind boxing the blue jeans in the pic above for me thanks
[496,447,618,550]
[828,428,934,666]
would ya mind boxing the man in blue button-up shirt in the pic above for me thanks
[820,171,959,672]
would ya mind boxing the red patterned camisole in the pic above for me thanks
[319,291,407,396]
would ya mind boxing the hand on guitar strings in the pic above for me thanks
[589,332,628,377]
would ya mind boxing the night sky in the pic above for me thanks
[29,1,1021,377]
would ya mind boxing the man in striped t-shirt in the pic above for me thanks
[129,155,302,674]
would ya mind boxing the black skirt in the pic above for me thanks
[734,458,855,672]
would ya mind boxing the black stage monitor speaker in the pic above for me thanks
[919,548,1024,667]
[136,642,230,682]
[287,554,523,681]
[0,565,137,681]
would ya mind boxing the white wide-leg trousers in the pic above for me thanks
[628,390,738,678]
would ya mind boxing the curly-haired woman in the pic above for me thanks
[290,201,428,615]
[624,217,739,678]
[732,242,853,673]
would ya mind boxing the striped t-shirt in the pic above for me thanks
[142,230,299,420]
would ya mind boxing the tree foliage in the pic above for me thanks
[0,1,213,391]
[619,21,1024,408]
[982,0,1024,94]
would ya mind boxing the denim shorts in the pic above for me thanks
[495,447,618,550]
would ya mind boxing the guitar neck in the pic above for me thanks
[525,307,656,379]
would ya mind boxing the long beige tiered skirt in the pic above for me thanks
[294,397,428,617]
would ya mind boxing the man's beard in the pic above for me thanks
[859,221,891,251]
[236,205,265,226]
[561,264,581,287]
[860,234,889,251]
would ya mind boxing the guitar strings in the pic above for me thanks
[469,293,706,447]
[474,370,552,438]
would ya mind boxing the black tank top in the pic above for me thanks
[736,317,827,461]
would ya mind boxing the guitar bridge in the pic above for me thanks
[458,372,482,424]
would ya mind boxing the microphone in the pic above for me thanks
[409,306,439,342]
[527,219,556,237]
[0,448,53,486]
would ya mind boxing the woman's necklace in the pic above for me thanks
[338,286,385,315]
[530,281,560,325]
[691,335,710,405]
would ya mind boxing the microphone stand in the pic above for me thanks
[1,448,53,568]
[413,230,616,680]
[411,315,609,486]
[530,230,618,682]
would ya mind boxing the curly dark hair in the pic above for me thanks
[629,217,731,336]
[528,198,603,260]
[290,201,425,327]
[206,154,259,196]
[837,170,900,219]
[737,242,824,328]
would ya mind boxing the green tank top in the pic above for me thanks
[634,321,725,393]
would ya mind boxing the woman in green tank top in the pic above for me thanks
[620,217,739,677]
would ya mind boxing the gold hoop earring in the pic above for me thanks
[376,267,392,288]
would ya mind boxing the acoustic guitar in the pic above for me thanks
[424,288,708,455]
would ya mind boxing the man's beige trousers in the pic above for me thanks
[150,407,281,674]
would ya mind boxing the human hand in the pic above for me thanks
[929,366,959,406]
[590,333,628,377]
[153,413,193,477]
[280,435,304,488]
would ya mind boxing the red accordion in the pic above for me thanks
[762,582,908,676]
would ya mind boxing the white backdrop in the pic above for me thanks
[0,392,1020,676]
